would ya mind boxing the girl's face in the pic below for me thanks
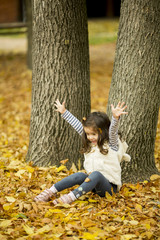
[84,126,98,145]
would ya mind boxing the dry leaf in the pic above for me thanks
[60,159,69,165]
[0,35,160,240]
[84,177,90,183]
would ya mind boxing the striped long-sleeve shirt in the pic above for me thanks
[62,110,119,151]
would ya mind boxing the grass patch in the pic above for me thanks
[88,18,119,45]
[0,28,27,38]
[0,18,119,43]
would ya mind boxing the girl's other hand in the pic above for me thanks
[111,101,128,119]
[55,99,66,114]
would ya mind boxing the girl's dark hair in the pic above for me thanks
[80,112,111,155]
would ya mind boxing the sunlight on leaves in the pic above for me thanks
[0,44,160,239]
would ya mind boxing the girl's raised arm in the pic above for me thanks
[111,102,128,120]
[54,99,66,114]
[55,99,83,136]
[109,102,128,151]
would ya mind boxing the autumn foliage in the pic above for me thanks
[0,49,160,239]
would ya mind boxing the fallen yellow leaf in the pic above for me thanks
[5,196,16,203]
[60,159,69,165]
[0,220,12,228]
[26,165,35,173]
[56,165,66,172]
[135,203,143,213]
[150,174,160,181]
[22,224,34,235]
[85,177,91,182]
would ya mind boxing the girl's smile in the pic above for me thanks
[84,127,98,145]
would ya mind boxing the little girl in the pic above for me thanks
[34,100,130,205]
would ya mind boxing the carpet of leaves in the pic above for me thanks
[0,51,160,240]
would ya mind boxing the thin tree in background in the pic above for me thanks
[25,0,32,69]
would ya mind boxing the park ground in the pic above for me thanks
[0,19,160,239]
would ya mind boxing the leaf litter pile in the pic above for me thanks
[0,50,160,240]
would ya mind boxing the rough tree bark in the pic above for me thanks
[107,0,160,183]
[26,0,90,167]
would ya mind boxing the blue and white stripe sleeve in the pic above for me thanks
[109,116,119,151]
[61,110,83,136]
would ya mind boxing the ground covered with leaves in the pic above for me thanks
[0,48,160,240]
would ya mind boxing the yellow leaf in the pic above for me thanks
[82,231,99,239]
[105,191,112,200]
[3,204,10,211]
[0,234,8,240]
[6,172,10,177]
[150,174,160,181]
[32,202,38,213]
[129,220,139,226]
[64,213,73,223]
[26,165,35,173]
[2,152,12,158]
[70,163,77,173]
[5,196,16,203]
[49,208,63,213]
[56,165,66,172]
[145,231,153,239]
[3,203,14,211]
[36,225,51,234]
[151,187,157,193]
[0,220,12,228]
[88,199,98,203]
[143,180,148,184]
[7,160,23,170]
[0,96,4,103]
[45,208,64,218]
[145,223,151,230]
[128,213,134,220]
[85,177,91,182]
[0,161,4,169]
[60,159,69,165]
[140,231,153,239]
[47,173,52,180]
[135,203,142,213]
[120,234,137,240]
[22,224,34,235]
[15,169,26,178]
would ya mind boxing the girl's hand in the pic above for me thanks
[55,99,66,114]
[111,101,128,119]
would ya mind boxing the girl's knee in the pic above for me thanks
[73,172,87,182]
[89,171,103,179]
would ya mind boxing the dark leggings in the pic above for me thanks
[54,171,117,198]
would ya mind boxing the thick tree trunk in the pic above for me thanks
[107,0,160,183]
[26,0,90,167]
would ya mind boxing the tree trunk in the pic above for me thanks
[107,0,160,183]
[25,0,32,69]
[26,0,90,167]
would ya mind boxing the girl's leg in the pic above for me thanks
[53,171,117,205]
[72,171,117,198]
[54,172,88,192]
[34,172,88,202]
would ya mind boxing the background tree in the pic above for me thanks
[25,0,32,69]
[107,0,160,183]
[26,0,90,167]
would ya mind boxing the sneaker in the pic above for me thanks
[34,189,55,202]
